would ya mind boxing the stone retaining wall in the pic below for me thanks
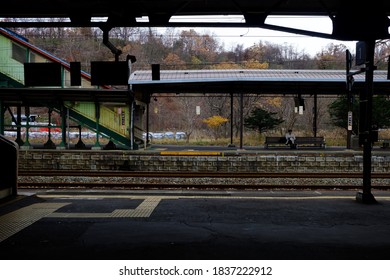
[18,150,390,173]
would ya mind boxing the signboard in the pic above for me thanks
[348,111,353,131]
[355,41,366,66]
[91,61,128,85]
[24,62,62,87]
[121,111,126,126]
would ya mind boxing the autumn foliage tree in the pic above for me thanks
[203,115,229,140]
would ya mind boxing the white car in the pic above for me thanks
[152,132,164,139]
[164,132,175,139]
[175,132,186,140]
[142,132,154,139]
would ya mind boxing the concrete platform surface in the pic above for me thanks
[1,188,390,260]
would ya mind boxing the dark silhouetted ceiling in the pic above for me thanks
[0,0,389,40]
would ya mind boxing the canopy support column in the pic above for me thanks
[239,93,243,149]
[228,93,235,147]
[356,39,377,204]
[313,94,317,137]
[0,100,4,135]
[15,105,24,146]
[57,103,67,149]
[43,108,56,149]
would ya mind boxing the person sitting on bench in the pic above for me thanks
[285,129,297,149]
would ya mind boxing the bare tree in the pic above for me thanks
[175,95,204,142]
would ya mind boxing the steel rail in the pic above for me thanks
[18,170,390,190]
[18,170,390,179]
[17,182,390,190]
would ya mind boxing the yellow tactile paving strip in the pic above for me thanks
[47,197,163,218]
[0,203,70,242]
[0,196,165,242]
[160,151,222,156]
[1,194,390,243]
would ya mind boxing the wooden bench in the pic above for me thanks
[264,136,325,149]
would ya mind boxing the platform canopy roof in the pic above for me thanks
[129,69,390,95]
[0,0,389,41]
[1,69,389,104]
[1,1,390,103]
[1,68,389,104]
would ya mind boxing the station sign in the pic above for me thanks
[348,111,353,131]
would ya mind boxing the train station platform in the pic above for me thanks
[16,144,390,175]
[1,188,390,260]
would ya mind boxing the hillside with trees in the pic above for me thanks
[8,25,390,146]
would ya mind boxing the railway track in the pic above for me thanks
[18,170,390,190]
[19,170,390,179]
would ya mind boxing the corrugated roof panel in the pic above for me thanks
[129,69,388,84]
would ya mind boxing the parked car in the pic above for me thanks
[11,114,38,126]
[152,132,164,139]
[142,132,154,140]
[164,131,175,139]
[175,132,186,140]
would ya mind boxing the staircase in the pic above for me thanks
[0,28,145,149]
[61,101,145,149]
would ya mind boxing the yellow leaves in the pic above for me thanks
[202,115,229,128]
[210,60,269,69]
[163,53,186,69]
[191,56,202,65]
[242,59,269,69]
[265,97,282,108]
[203,115,229,139]
[211,62,241,69]
[163,53,185,65]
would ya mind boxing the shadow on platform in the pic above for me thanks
[1,189,390,260]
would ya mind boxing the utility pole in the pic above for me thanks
[346,49,353,149]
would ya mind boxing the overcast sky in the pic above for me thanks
[170,16,358,57]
